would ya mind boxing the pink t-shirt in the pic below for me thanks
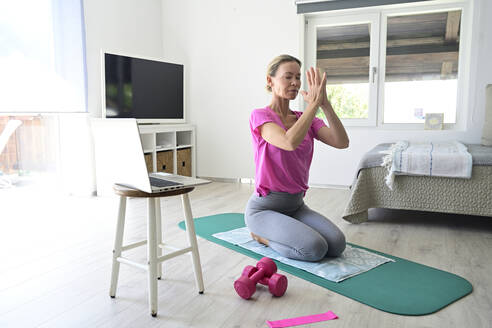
[250,106,326,196]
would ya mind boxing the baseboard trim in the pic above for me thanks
[197,176,349,190]
[198,176,242,183]
[309,183,350,190]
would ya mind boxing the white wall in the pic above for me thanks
[161,0,299,180]
[474,0,492,124]
[161,0,492,186]
[83,0,164,118]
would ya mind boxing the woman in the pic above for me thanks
[245,54,349,262]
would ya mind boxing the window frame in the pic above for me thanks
[301,0,472,130]
[305,13,381,126]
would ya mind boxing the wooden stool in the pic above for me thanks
[109,184,204,317]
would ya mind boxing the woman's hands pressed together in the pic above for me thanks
[300,67,350,149]
[300,67,327,108]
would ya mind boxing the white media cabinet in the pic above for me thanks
[138,123,196,177]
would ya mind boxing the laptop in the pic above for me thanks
[91,118,210,193]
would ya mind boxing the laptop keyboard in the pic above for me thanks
[149,177,183,188]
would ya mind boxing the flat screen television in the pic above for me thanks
[102,52,185,123]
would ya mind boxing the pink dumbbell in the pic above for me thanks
[234,257,288,299]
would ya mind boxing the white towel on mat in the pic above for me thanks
[212,227,394,283]
[381,141,472,190]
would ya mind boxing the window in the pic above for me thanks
[382,10,461,124]
[307,13,380,126]
[0,0,87,189]
[0,0,87,113]
[304,1,469,128]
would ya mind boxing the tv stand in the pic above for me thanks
[137,123,196,177]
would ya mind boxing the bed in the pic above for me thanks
[342,143,492,224]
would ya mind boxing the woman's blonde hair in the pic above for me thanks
[266,54,302,92]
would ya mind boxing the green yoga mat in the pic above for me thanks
[178,213,472,315]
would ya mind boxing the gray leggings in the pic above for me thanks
[245,191,346,262]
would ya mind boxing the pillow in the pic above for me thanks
[482,84,492,146]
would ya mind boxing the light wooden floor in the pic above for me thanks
[1,181,491,327]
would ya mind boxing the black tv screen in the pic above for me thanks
[104,53,184,122]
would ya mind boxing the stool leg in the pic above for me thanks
[181,193,204,294]
[147,198,158,317]
[110,195,127,298]
[155,198,163,279]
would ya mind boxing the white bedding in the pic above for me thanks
[382,141,472,190]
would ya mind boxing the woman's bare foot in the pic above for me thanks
[251,232,269,246]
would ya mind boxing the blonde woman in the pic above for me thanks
[245,54,349,261]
